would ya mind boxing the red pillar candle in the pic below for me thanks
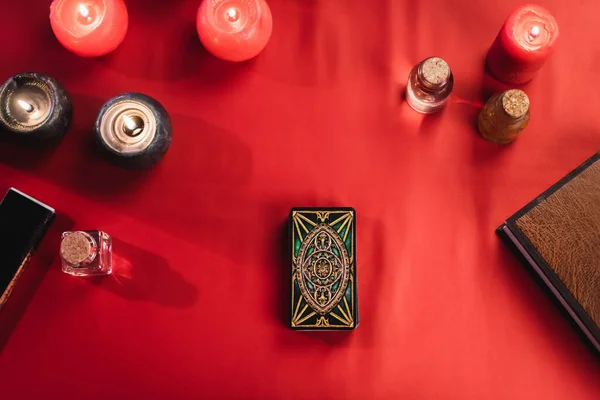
[486,4,559,85]
[197,0,273,62]
[50,0,128,57]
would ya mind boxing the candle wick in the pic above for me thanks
[17,100,34,113]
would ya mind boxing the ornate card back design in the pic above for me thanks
[290,208,358,330]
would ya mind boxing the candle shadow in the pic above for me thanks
[0,93,153,198]
[66,93,153,196]
[0,212,74,355]
[99,0,249,83]
[0,1,97,80]
[3,109,255,265]
[482,60,513,100]
[0,135,60,171]
[99,10,203,81]
[86,237,198,309]
[194,42,258,87]
[106,113,254,263]
[252,0,339,87]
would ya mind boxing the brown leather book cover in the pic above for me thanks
[498,151,600,353]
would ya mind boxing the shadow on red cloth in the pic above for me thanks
[253,0,340,86]
[0,106,254,265]
[0,212,74,355]
[0,94,152,196]
[87,237,198,309]
[98,0,251,83]
[495,241,600,361]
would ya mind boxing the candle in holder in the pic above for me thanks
[0,73,72,143]
[486,4,559,85]
[197,0,273,62]
[50,0,129,57]
[95,93,172,169]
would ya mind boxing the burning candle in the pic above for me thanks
[50,0,129,57]
[197,0,273,62]
[0,73,72,142]
[486,4,559,85]
[95,93,172,169]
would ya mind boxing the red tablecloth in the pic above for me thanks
[1,0,600,398]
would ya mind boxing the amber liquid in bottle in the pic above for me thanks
[478,89,530,144]
[406,57,454,114]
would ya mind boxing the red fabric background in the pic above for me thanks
[1,0,600,398]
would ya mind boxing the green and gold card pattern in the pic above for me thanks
[290,208,358,330]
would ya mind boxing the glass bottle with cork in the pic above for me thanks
[406,57,454,114]
[478,89,530,144]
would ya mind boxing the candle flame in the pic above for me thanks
[225,7,241,23]
[123,115,137,131]
[17,100,34,113]
[530,25,540,39]
[78,3,90,18]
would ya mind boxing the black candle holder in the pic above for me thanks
[0,72,72,143]
[94,93,172,169]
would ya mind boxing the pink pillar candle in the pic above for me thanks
[197,0,273,62]
[486,4,559,85]
[50,0,129,58]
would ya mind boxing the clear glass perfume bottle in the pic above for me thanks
[60,231,112,276]
[406,57,454,114]
[478,89,530,144]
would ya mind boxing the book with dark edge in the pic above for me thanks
[497,151,600,353]
[0,188,56,312]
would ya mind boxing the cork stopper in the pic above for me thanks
[60,232,92,265]
[420,57,450,86]
[501,89,530,118]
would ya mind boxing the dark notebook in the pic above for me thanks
[498,152,600,352]
[0,188,55,311]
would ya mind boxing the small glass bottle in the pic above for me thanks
[406,57,454,114]
[60,230,113,276]
[478,89,530,144]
